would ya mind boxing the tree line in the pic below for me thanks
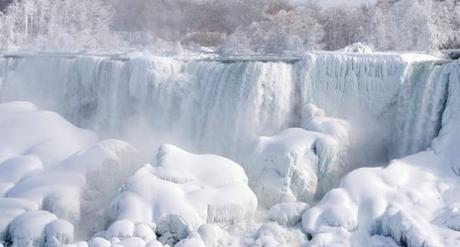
[1,0,459,52]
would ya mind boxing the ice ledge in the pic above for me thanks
[0,51,444,64]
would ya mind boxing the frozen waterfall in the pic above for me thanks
[0,52,448,165]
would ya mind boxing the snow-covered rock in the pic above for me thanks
[250,223,307,247]
[301,61,460,247]
[8,210,58,247]
[243,105,349,208]
[197,224,229,247]
[108,144,257,244]
[175,232,206,247]
[269,202,309,227]
[0,102,143,245]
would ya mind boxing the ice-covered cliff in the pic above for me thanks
[302,60,460,247]
[0,51,459,247]
[0,52,444,166]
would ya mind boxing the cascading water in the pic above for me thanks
[393,62,448,158]
[0,52,451,165]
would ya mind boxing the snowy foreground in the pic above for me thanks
[0,52,459,246]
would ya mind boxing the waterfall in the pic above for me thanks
[0,52,452,165]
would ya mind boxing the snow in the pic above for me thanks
[0,51,441,164]
[302,60,460,246]
[242,104,350,208]
[107,144,257,245]
[339,42,374,53]
[268,202,309,227]
[0,52,459,247]
[0,102,143,245]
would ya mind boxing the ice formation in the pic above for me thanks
[0,52,442,164]
[302,60,460,246]
[0,51,459,246]
[0,102,143,246]
[108,144,257,245]
[243,104,350,208]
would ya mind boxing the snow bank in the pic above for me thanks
[243,104,349,208]
[108,144,257,245]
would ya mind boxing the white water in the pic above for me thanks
[0,52,447,165]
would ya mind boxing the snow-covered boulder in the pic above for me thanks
[108,144,257,244]
[0,102,144,245]
[0,198,38,240]
[7,210,59,247]
[250,223,307,247]
[5,139,141,238]
[175,232,206,247]
[243,105,349,208]
[44,219,74,246]
[197,224,229,247]
[269,202,309,226]
[301,151,459,246]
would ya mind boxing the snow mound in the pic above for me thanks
[243,105,350,208]
[0,101,97,165]
[0,102,143,245]
[108,144,257,245]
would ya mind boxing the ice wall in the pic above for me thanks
[0,52,446,165]
[300,60,460,247]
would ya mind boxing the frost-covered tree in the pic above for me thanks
[0,0,121,50]
[219,5,324,54]
[319,6,375,50]
[370,0,460,51]
[1,0,460,52]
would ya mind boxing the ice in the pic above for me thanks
[0,52,442,164]
[108,144,257,244]
[242,105,349,208]
[0,198,38,240]
[251,223,307,247]
[0,101,97,164]
[87,237,111,247]
[269,202,309,227]
[1,52,460,246]
[339,42,374,53]
[197,224,229,247]
[301,61,460,246]
[133,223,156,242]
[8,210,57,247]
[175,232,206,247]
[44,219,74,247]
[0,102,144,246]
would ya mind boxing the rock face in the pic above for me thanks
[108,144,258,244]
[242,104,350,208]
